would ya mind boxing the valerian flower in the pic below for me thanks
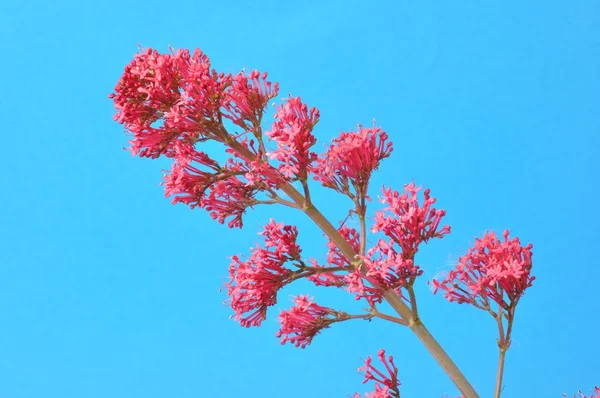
[353,349,401,398]
[276,295,342,348]
[431,230,534,310]
[110,47,229,158]
[346,183,450,304]
[347,238,422,304]
[222,70,279,131]
[111,48,288,228]
[226,220,301,326]
[373,182,450,260]
[265,96,319,179]
[162,141,258,228]
[314,126,392,198]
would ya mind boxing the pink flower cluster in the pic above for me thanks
[110,47,286,227]
[226,220,301,327]
[431,230,534,309]
[343,183,450,304]
[314,126,393,196]
[110,48,229,158]
[373,182,451,259]
[266,96,319,179]
[276,295,339,348]
[355,239,422,303]
[162,141,260,228]
[222,70,279,131]
[353,349,401,398]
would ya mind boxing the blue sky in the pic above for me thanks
[1,0,598,397]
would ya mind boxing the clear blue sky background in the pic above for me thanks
[0,1,598,397]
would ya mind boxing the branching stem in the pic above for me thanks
[225,137,479,398]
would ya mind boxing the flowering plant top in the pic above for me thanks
[106,46,588,398]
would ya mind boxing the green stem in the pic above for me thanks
[370,309,408,326]
[494,348,506,398]
[406,284,420,321]
[493,296,514,398]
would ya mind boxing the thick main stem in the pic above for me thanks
[284,187,479,398]
[382,290,478,398]
[494,349,506,398]
[227,140,479,398]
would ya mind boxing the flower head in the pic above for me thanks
[222,70,279,131]
[226,220,301,326]
[110,47,229,158]
[354,349,401,398]
[343,238,420,306]
[353,239,422,304]
[344,182,450,301]
[112,48,290,226]
[373,183,450,260]
[314,126,392,197]
[276,295,339,348]
[431,230,534,309]
[162,141,258,228]
[265,96,319,179]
